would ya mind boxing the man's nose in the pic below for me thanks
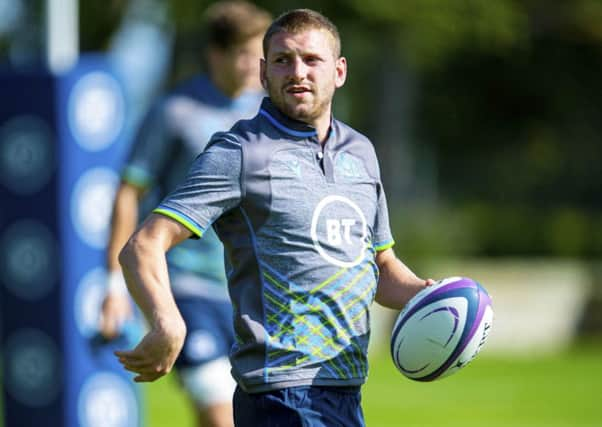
[290,57,307,79]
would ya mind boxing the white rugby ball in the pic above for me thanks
[390,277,493,381]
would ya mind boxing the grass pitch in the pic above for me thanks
[362,343,602,427]
[147,342,602,427]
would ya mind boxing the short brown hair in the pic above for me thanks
[263,9,341,58]
[204,1,272,51]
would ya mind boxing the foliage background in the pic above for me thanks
[9,0,585,261]
[145,0,602,260]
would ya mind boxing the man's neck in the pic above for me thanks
[309,106,333,144]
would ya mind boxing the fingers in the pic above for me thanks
[134,372,164,382]
[114,349,131,358]
[122,361,162,376]
[124,361,170,375]
[114,348,173,382]
[120,358,150,372]
[114,328,185,383]
[114,349,147,364]
[119,357,164,374]
[120,358,171,382]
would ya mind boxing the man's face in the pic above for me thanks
[260,28,347,124]
[212,34,264,91]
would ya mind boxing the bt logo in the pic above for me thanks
[325,218,357,246]
[311,195,368,268]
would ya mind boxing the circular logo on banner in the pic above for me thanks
[78,372,139,427]
[4,328,61,407]
[70,167,119,249]
[0,115,54,195]
[68,71,125,151]
[310,195,368,268]
[0,220,57,300]
[74,268,106,338]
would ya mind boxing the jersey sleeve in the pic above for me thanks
[121,100,174,190]
[152,134,242,237]
[373,181,395,251]
[361,137,395,252]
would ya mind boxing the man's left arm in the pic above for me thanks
[375,248,434,310]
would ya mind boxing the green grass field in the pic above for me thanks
[146,342,602,427]
[3,342,600,426]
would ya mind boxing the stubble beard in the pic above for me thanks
[267,79,330,124]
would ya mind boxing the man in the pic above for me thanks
[116,9,432,427]
[100,2,271,427]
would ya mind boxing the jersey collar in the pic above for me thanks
[259,98,318,138]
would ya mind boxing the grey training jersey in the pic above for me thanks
[121,75,262,298]
[155,98,395,392]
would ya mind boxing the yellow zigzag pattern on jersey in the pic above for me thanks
[262,264,375,377]
[262,289,348,378]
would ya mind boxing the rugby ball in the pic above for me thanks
[390,277,493,381]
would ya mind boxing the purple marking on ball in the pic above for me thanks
[419,283,492,381]
[392,278,476,340]
[458,285,492,353]
[427,278,477,300]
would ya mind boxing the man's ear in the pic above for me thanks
[335,56,347,89]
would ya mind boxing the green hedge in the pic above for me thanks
[389,202,602,260]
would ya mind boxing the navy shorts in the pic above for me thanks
[233,385,365,427]
[173,295,234,369]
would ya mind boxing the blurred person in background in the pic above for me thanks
[98,2,272,426]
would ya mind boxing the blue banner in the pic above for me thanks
[1,55,142,427]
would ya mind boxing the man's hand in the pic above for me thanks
[115,318,186,382]
[114,214,192,382]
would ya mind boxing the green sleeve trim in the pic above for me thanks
[153,208,204,238]
[374,240,395,252]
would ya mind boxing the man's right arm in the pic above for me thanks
[115,134,244,381]
[101,98,172,339]
[115,213,192,382]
